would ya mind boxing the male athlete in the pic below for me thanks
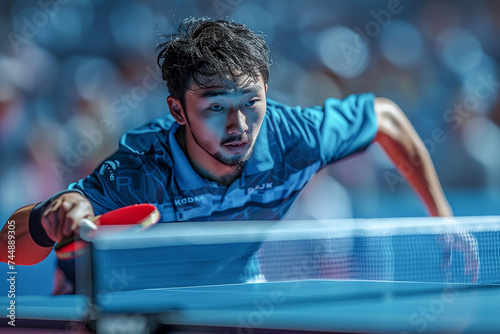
[1,17,477,293]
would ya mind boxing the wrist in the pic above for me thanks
[28,189,85,247]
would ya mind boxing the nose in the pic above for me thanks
[226,108,249,135]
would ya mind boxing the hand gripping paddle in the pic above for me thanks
[54,204,161,260]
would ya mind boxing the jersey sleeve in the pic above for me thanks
[67,116,173,216]
[317,93,377,164]
[67,151,150,215]
[268,93,377,167]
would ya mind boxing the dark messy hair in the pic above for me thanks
[157,17,272,108]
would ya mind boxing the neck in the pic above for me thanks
[175,127,242,186]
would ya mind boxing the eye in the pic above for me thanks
[209,105,223,111]
[245,99,258,107]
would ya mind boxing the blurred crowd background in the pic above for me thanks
[1,0,500,293]
[1,0,500,222]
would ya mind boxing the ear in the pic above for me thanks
[167,96,186,125]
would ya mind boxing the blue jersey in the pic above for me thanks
[70,94,377,220]
[59,94,377,293]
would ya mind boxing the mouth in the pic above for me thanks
[222,140,249,153]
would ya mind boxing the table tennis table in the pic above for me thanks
[2,279,500,333]
[3,217,500,333]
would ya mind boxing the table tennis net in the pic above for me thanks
[87,216,500,294]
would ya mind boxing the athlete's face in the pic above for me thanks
[168,74,267,171]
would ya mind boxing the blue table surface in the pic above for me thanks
[2,280,500,333]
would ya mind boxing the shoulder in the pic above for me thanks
[372,97,411,139]
[98,115,178,180]
[263,98,310,132]
[323,93,376,118]
[119,114,176,155]
[263,93,376,136]
[265,93,376,120]
[264,98,301,119]
[263,93,378,163]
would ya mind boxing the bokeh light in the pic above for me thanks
[380,20,424,68]
[437,28,484,75]
[316,26,370,78]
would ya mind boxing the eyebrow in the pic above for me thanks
[199,85,263,98]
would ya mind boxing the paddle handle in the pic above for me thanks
[77,218,98,241]
[55,216,100,252]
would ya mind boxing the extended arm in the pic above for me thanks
[373,97,452,217]
[0,192,94,265]
[373,97,479,282]
[0,204,48,265]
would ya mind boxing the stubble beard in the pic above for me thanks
[184,114,254,167]
[192,130,254,168]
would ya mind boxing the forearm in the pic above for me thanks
[375,131,452,217]
[374,98,452,217]
[1,190,94,266]
[0,204,53,265]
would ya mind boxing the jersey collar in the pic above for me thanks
[169,122,207,190]
[169,118,275,190]
[242,117,275,175]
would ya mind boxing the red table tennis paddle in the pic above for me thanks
[55,203,160,260]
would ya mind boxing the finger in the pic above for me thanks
[41,200,59,239]
[43,197,67,242]
[43,197,63,216]
[466,264,478,284]
[62,201,81,238]
[464,251,479,284]
[465,254,471,277]
[441,241,452,270]
[441,255,451,271]
[469,255,479,284]
[40,214,56,243]
[442,258,452,282]
[472,258,479,284]
[462,234,479,284]
[441,240,453,283]
[56,200,73,241]
[63,215,76,237]
[470,269,478,284]
[65,202,95,238]
[42,208,59,242]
